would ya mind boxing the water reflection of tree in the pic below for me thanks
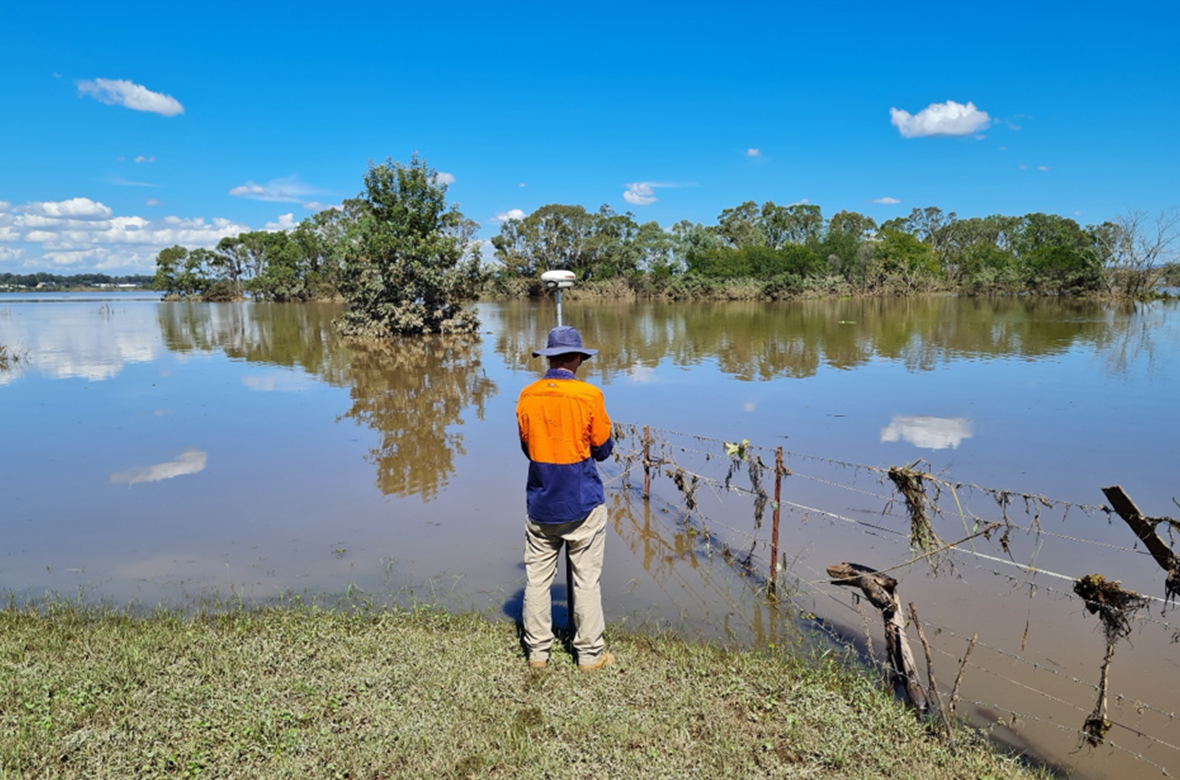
[493,297,1126,380]
[158,302,497,500]
[340,337,496,500]
[157,301,350,383]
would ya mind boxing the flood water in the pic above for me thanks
[2,292,1178,779]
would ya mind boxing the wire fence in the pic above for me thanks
[602,421,1180,780]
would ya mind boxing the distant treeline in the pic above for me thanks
[0,273,153,290]
[150,198,1178,302]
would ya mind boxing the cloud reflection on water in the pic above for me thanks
[110,448,208,486]
[880,415,974,450]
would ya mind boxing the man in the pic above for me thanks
[516,325,615,671]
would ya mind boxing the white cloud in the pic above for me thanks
[1018,164,1027,170]
[111,449,207,486]
[745,148,761,157]
[518,183,527,188]
[881,416,974,450]
[134,155,156,164]
[145,198,161,207]
[23,198,113,219]
[4,197,250,273]
[434,172,456,185]
[0,247,23,261]
[493,208,526,223]
[623,182,661,206]
[889,100,991,138]
[789,198,810,206]
[77,78,184,117]
[871,197,901,205]
[264,213,298,232]
[229,176,320,203]
[1038,165,1050,172]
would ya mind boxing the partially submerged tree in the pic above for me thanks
[1093,208,1180,298]
[337,155,482,337]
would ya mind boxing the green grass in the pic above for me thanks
[0,600,1046,779]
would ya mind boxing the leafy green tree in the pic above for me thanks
[672,221,721,274]
[585,205,642,279]
[1006,213,1101,294]
[152,245,186,295]
[337,155,480,336]
[152,245,212,297]
[634,220,677,280]
[716,201,764,248]
[256,234,302,301]
[491,204,596,279]
[875,228,940,291]
[761,202,824,248]
[819,210,876,280]
[292,207,352,297]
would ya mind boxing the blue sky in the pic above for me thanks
[2,0,1177,275]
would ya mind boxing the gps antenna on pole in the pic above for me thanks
[541,270,575,327]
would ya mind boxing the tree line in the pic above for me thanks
[487,202,1179,299]
[0,272,153,290]
[142,154,1178,334]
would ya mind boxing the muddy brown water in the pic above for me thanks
[2,293,1178,778]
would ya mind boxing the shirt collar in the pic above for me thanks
[543,368,577,380]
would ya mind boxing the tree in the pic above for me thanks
[152,245,187,295]
[716,201,764,248]
[292,207,353,297]
[1092,208,1180,298]
[672,220,721,274]
[761,202,824,248]
[821,210,877,280]
[490,204,597,279]
[337,155,481,336]
[585,205,642,279]
[875,228,940,291]
[152,245,212,298]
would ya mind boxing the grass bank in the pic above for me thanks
[0,601,1045,779]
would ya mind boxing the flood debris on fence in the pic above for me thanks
[886,462,942,554]
[603,422,1180,779]
[1073,573,1150,747]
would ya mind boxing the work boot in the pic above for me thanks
[578,652,614,672]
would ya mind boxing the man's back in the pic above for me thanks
[516,369,613,524]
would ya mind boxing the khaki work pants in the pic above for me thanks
[522,504,607,666]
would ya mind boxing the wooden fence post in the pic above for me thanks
[1102,485,1179,601]
[769,447,783,597]
[827,562,928,713]
[642,425,652,500]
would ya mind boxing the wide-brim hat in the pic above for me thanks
[532,325,597,359]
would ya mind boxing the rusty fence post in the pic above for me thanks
[642,425,652,500]
[770,447,783,597]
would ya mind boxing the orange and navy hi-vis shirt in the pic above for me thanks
[516,368,614,524]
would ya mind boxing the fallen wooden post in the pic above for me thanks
[827,562,928,713]
[1102,485,1179,603]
